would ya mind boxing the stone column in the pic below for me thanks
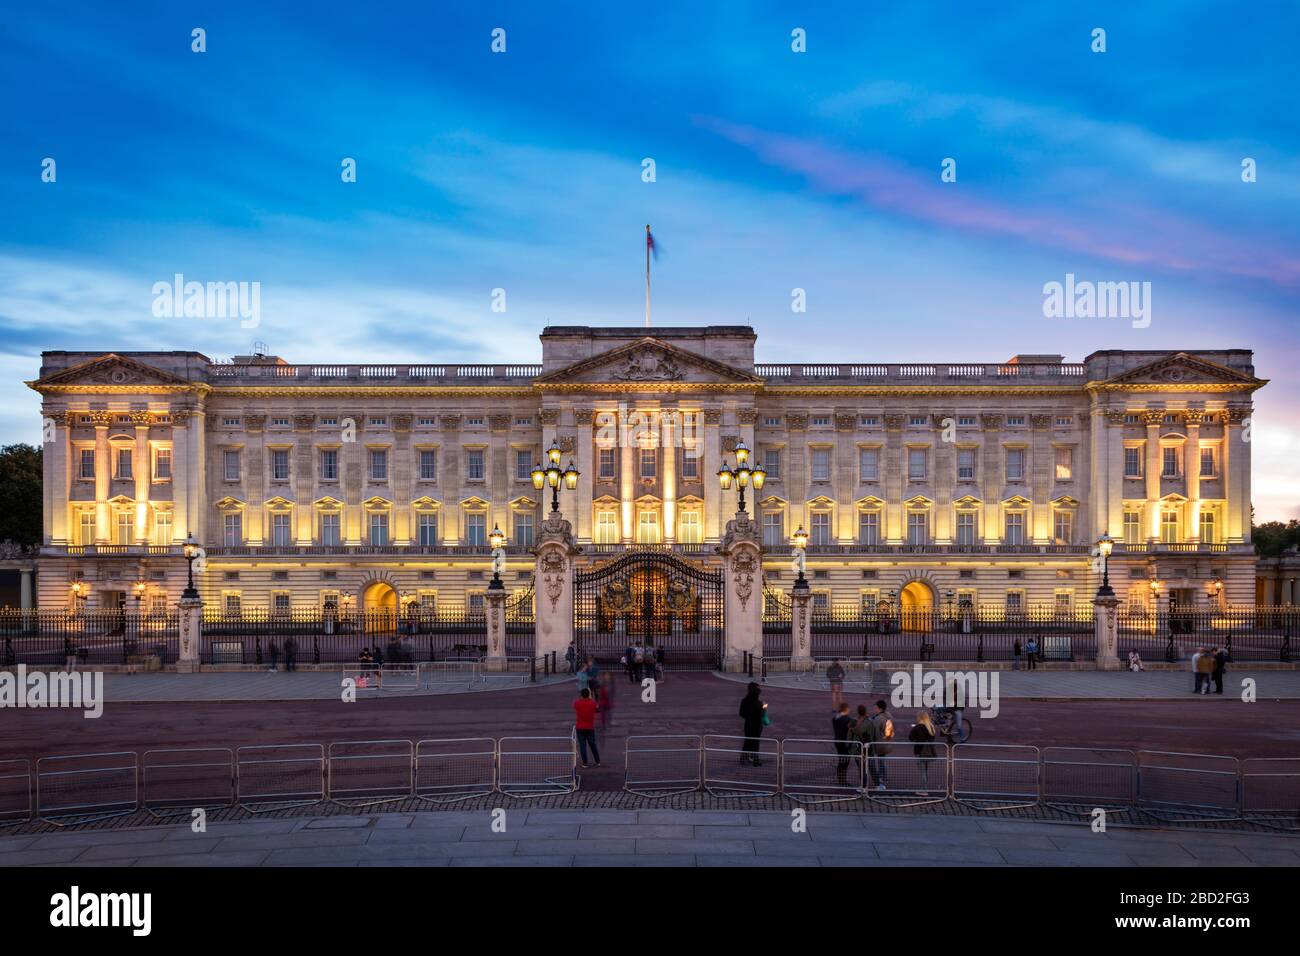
[1226,406,1251,543]
[1094,591,1120,670]
[93,412,111,543]
[295,414,318,544]
[483,584,508,672]
[133,415,151,544]
[790,579,813,671]
[1144,411,1162,540]
[170,410,191,544]
[176,593,203,673]
[574,408,594,542]
[703,408,722,541]
[439,415,463,543]
[787,413,810,538]
[620,409,636,543]
[979,414,1001,544]
[534,512,579,663]
[719,511,762,671]
[662,408,677,542]
[44,409,70,545]
[1185,411,1202,541]
[835,413,857,542]
[20,568,33,610]
[1030,414,1052,542]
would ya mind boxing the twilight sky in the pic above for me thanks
[1,1,1297,519]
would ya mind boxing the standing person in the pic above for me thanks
[909,709,939,795]
[584,656,600,688]
[565,642,576,675]
[1213,645,1228,695]
[632,643,645,683]
[284,634,297,672]
[266,639,280,673]
[1012,639,1022,671]
[832,703,854,787]
[596,672,614,738]
[576,661,591,696]
[852,704,880,788]
[738,682,767,766]
[371,643,384,689]
[869,700,895,791]
[623,644,636,683]
[573,688,601,768]
[1195,646,1214,695]
[826,658,846,711]
[1025,636,1039,670]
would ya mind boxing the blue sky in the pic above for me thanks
[2,1,1297,519]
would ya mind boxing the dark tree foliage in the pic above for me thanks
[0,443,42,548]
[1254,519,1300,558]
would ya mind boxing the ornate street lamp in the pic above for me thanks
[488,523,506,591]
[181,532,201,600]
[133,580,146,605]
[1096,533,1115,598]
[717,440,766,514]
[791,525,809,592]
[532,445,581,514]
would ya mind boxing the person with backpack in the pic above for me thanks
[909,709,939,795]
[869,699,895,790]
[738,682,767,766]
[826,658,846,711]
[1025,636,1039,670]
[851,704,880,788]
[832,703,855,787]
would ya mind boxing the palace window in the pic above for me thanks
[1199,511,1216,544]
[636,510,660,544]
[1005,448,1025,481]
[116,447,133,480]
[907,511,928,546]
[369,511,390,546]
[595,511,619,544]
[320,449,338,481]
[223,513,242,546]
[682,447,699,479]
[417,512,438,546]
[764,416,781,427]
[812,416,831,427]
[1123,510,1142,544]
[908,415,926,427]
[761,512,784,547]
[417,417,435,427]
[859,448,879,481]
[271,449,290,481]
[153,448,171,480]
[78,512,95,545]
[762,449,781,479]
[1124,446,1142,478]
[810,512,831,546]
[272,417,290,428]
[515,449,532,481]
[466,450,484,481]
[465,513,486,546]
[420,449,438,481]
[1006,415,1026,427]
[1055,416,1073,427]
[1055,447,1073,481]
[1160,510,1179,544]
[907,448,926,480]
[640,448,657,479]
[677,511,702,544]
[1199,445,1217,477]
[320,512,341,546]
[223,450,240,481]
[1004,512,1025,546]
[80,448,95,480]
[112,511,130,545]
[515,512,535,547]
[153,511,172,546]
[811,448,830,482]
[858,511,880,546]
[368,449,388,481]
[598,448,616,480]
[958,415,977,427]
[957,449,976,481]
[271,512,292,547]
[1053,510,1073,545]
[955,511,976,546]
[860,416,879,427]
[321,416,339,426]
[1162,447,1180,478]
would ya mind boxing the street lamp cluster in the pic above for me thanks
[716,440,765,513]
[531,441,580,513]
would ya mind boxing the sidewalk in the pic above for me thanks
[83,670,569,702]
[3,809,1296,867]
[729,669,1300,699]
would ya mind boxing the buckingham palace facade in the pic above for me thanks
[28,325,1265,618]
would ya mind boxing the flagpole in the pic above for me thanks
[645,224,651,328]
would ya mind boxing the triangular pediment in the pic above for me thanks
[534,337,761,387]
[1097,353,1264,389]
[30,353,194,390]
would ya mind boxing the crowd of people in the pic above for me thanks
[1191,646,1230,694]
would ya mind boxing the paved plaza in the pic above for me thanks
[2,808,1297,867]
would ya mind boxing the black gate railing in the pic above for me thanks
[761,587,792,657]
[0,609,179,666]
[1118,607,1299,662]
[504,585,536,657]
[574,550,724,670]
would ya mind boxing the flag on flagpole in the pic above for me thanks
[646,227,660,260]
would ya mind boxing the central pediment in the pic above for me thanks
[29,353,197,391]
[533,337,761,389]
[1093,353,1265,391]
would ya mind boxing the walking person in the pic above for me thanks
[738,682,767,766]
[573,688,601,768]
[1194,646,1214,695]
[565,642,576,675]
[596,672,614,739]
[826,658,846,711]
[1213,645,1228,695]
[284,634,297,672]
[1012,639,1022,671]
[1025,635,1039,670]
[852,704,880,788]
[909,709,939,795]
[832,703,855,787]
[623,644,637,683]
[632,643,645,683]
[267,639,280,672]
[869,699,895,791]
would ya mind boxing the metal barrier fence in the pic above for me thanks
[1241,758,1300,829]
[624,736,702,797]
[497,736,576,797]
[780,738,864,805]
[703,734,780,797]
[1138,750,1240,820]
[328,740,413,808]
[236,745,326,812]
[1041,747,1136,814]
[863,739,950,808]
[952,744,1041,811]
[0,759,32,826]
[142,748,235,817]
[419,661,482,685]
[36,751,139,824]
[415,738,496,804]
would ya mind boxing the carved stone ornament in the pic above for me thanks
[1030,413,1053,429]
[719,511,761,554]
[883,414,906,430]
[980,414,1002,430]
[785,413,809,430]
[574,407,595,425]
[1227,406,1251,424]
[244,414,266,431]
[732,550,758,612]
[1106,411,1127,426]
[294,414,317,431]
[489,414,511,431]
[703,409,723,426]
[391,414,413,432]
[441,415,462,430]
[538,408,561,426]
[835,413,857,431]
[1143,411,1164,427]
[612,347,684,382]
[537,512,577,550]
[738,408,758,426]
[665,578,696,612]
[540,550,567,612]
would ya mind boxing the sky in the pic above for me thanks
[1,1,1297,520]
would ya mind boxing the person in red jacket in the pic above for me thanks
[573,688,601,768]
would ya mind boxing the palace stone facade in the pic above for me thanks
[29,326,1265,617]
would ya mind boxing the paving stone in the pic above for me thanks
[573,854,695,867]
[452,856,576,867]
[140,851,272,867]
[365,827,468,844]
[516,839,637,855]
[579,824,693,839]
[303,817,372,829]
[636,811,748,825]
[79,837,222,860]
[998,846,1138,866]
[637,838,756,855]
[1,846,91,866]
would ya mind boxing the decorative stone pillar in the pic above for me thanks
[534,512,580,664]
[790,579,813,671]
[20,568,33,610]
[1094,592,1120,671]
[176,593,203,673]
[718,511,762,672]
[483,584,508,672]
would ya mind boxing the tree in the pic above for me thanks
[0,444,42,548]
[1253,520,1300,557]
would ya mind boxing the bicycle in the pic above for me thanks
[932,707,972,744]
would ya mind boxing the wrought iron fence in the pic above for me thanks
[1118,607,1298,662]
[0,609,179,666]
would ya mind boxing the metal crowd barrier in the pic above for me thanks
[780,738,865,805]
[415,738,496,804]
[1041,747,1136,814]
[419,660,482,686]
[1241,758,1300,830]
[328,740,413,808]
[497,736,576,798]
[142,748,235,817]
[1138,750,1240,820]
[341,666,383,691]
[624,735,702,797]
[377,665,421,691]
[703,734,780,797]
[864,740,950,808]
[0,759,32,826]
[236,744,325,812]
[36,751,139,825]
[952,744,1041,811]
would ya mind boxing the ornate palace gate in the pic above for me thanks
[574,550,724,671]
